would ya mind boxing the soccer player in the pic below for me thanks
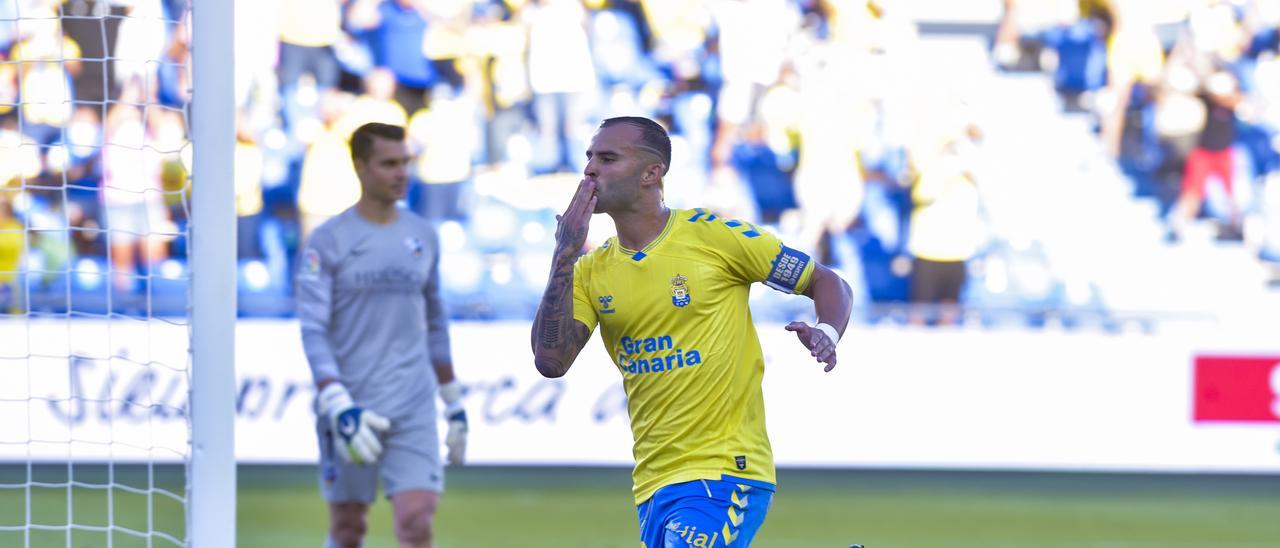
[297,122,468,548]
[531,116,853,547]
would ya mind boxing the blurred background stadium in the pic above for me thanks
[3,0,1278,325]
[2,0,1280,546]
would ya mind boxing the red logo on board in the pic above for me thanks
[1193,355,1280,423]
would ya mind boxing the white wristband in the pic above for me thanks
[439,381,464,415]
[316,382,353,416]
[814,323,840,345]
[439,381,462,404]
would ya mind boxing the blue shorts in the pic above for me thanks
[637,476,775,548]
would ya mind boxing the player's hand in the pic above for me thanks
[317,383,392,465]
[439,381,468,465]
[553,178,597,258]
[784,322,839,372]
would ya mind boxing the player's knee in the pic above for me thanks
[330,503,368,547]
[394,509,434,546]
[330,522,366,548]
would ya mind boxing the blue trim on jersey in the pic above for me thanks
[622,210,677,262]
[724,220,760,238]
[765,245,810,293]
[688,208,718,223]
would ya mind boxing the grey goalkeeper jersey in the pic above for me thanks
[296,207,451,421]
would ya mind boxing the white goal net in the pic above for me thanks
[0,0,234,545]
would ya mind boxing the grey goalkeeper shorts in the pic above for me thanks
[315,404,443,503]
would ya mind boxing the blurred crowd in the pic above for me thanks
[997,0,1280,258]
[0,0,1277,324]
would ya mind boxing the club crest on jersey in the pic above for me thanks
[301,248,321,280]
[598,295,616,314]
[404,236,424,257]
[670,274,691,307]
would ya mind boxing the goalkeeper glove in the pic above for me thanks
[317,383,391,465]
[439,381,468,465]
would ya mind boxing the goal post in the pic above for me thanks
[0,0,237,545]
[188,0,236,545]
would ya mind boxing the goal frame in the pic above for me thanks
[188,0,236,545]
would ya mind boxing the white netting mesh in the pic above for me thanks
[0,0,192,545]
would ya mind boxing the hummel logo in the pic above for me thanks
[598,295,616,314]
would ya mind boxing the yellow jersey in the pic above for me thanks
[572,208,816,504]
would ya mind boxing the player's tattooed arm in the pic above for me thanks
[531,256,590,378]
[531,178,597,378]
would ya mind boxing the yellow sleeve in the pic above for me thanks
[709,216,816,295]
[571,254,599,332]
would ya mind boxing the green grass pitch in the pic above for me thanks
[2,465,1278,547]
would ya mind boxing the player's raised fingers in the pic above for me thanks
[567,178,596,211]
[559,179,588,217]
[784,321,806,332]
[570,176,592,199]
[562,182,597,230]
[554,181,596,244]
[571,190,597,225]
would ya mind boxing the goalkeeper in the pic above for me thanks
[297,122,467,548]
